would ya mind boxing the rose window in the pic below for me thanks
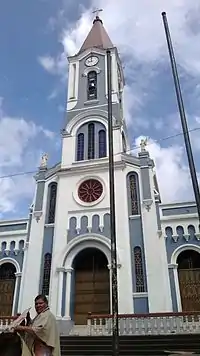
[78,179,103,203]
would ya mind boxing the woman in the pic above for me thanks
[14,295,61,356]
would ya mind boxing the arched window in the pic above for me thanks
[48,183,57,224]
[134,247,145,292]
[88,123,95,159]
[87,71,97,100]
[129,174,139,215]
[42,253,52,296]
[99,130,106,158]
[77,133,84,161]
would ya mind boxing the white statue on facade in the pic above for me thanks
[40,153,48,168]
[140,138,148,152]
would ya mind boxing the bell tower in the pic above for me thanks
[61,14,129,167]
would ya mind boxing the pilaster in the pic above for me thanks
[139,148,172,312]
[12,272,22,315]
[56,267,66,318]
[64,267,73,319]
[20,162,47,313]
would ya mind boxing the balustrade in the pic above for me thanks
[87,312,200,336]
[0,316,17,331]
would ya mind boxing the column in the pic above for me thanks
[12,272,22,315]
[65,268,73,319]
[56,267,65,318]
[172,263,182,311]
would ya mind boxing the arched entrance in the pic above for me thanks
[177,250,200,311]
[73,248,110,324]
[0,263,16,316]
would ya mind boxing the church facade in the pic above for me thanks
[0,16,200,326]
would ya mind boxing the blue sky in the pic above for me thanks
[0,0,200,219]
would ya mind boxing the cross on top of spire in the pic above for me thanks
[92,8,103,18]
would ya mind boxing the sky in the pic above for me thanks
[0,0,200,219]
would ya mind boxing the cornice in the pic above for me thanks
[58,160,125,176]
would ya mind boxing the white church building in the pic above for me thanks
[0,15,200,328]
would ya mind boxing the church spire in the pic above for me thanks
[79,11,113,53]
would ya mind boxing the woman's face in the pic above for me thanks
[35,298,47,314]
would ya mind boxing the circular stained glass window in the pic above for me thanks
[78,179,103,203]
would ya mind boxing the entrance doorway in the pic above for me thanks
[73,248,110,324]
[177,250,200,312]
[0,263,16,316]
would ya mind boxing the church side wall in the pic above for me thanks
[20,170,52,315]
[0,220,28,314]
[138,152,172,313]
[161,214,200,312]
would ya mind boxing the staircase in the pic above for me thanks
[60,334,200,355]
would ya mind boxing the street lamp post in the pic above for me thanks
[106,49,119,356]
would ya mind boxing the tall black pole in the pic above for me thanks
[162,12,200,222]
[106,49,119,356]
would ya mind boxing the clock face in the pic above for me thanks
[85,56,99,67]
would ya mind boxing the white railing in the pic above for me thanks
[87,312,200,336]
[0,316,16,332]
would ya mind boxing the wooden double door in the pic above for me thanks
[74,248,110,324]
[0,263,16,316]
[178,250,200,312]
[178,268,200,312]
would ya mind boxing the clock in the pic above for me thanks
[85,56,99,67]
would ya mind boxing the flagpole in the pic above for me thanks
[162,12,200,222]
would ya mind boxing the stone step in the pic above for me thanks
[60,334,200,356]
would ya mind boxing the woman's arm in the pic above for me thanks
[14,325,35,336]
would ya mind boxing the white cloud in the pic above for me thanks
[0,102,56,217]
[38,56,56,73]
[135,136,195,203]
[38,53,67,77]
[53,1,200,75]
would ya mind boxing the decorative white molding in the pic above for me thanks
[76,227,81,235]
[24,242,29,249]
[65,109,117,135]
[99,225,104,232]
[60,234,121,270]
[196,233,200,240]
[171,244,200,265]
[0,257,21,273]
[87,226,92,233]
[168,263,178,269]
[157,230,162,238]
[107,263,122,270]
[82,66,101,76]
[143,199,153,211]
[56,267,66,273]
[133,292,148,298]
[15,272,22,278]
[183,234,190,242]
[172,235,178,243]
[33,211,43,222]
